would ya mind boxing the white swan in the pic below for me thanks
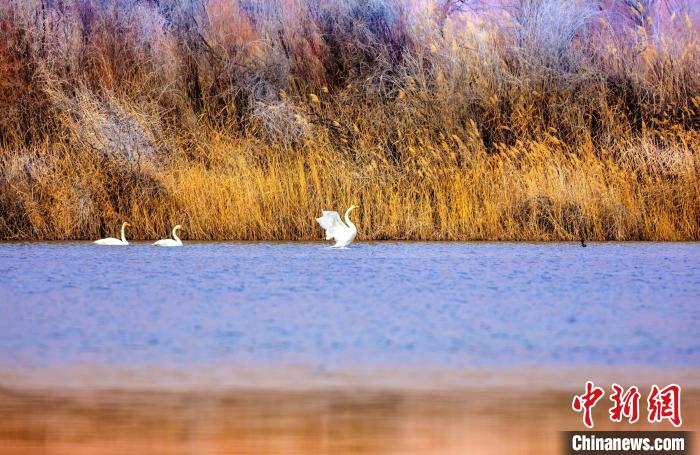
[316,205,358,248]
[153,225,183,247]
[94,222,130,245]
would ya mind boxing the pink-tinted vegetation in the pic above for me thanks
[0,0,698,240]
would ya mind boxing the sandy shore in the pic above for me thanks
[1,366,697,455]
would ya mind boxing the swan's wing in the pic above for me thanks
[316,211,346,240]
[153,239,182,247]
[94,237,124,245]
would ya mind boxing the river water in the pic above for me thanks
[1,242,698,369]
[0,242,698,454]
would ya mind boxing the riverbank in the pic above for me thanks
[1,375,697,455]
[2,138,699,241]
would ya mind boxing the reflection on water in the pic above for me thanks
[1,388,697,455]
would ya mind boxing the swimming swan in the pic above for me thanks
[316,205,358,248]
[153,225,183,247]
[94,222,130,245]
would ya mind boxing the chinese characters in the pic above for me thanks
[572,382,681,428]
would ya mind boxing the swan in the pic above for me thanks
[94,222,130,245]
[316,205,358,248]
[153,225,183,247]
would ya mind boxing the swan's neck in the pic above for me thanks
[120,224,127,243]
[172,227,181,243]
[344,208,356,230]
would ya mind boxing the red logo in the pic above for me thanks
[572,383,682,428]
[572,381,605,428]
[648,384,682,427]
[609,384,640,424]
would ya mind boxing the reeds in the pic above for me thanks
[0,0,698,240]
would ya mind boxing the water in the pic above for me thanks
[1,242,699,454]
[0,242,698,370]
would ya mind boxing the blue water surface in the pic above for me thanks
[0,242,698,368]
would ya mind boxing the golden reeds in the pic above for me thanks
[0,0,698,241]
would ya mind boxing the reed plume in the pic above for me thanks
[0,0,698,240]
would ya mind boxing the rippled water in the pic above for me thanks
[1,242,698,369]
[1,242,699,454]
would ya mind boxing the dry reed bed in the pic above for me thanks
[0,0,698,241]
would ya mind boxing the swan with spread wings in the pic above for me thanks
[316,205,358,248]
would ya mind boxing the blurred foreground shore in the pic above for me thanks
[1,366,697,455]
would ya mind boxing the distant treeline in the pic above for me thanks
[0,0,698,240]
